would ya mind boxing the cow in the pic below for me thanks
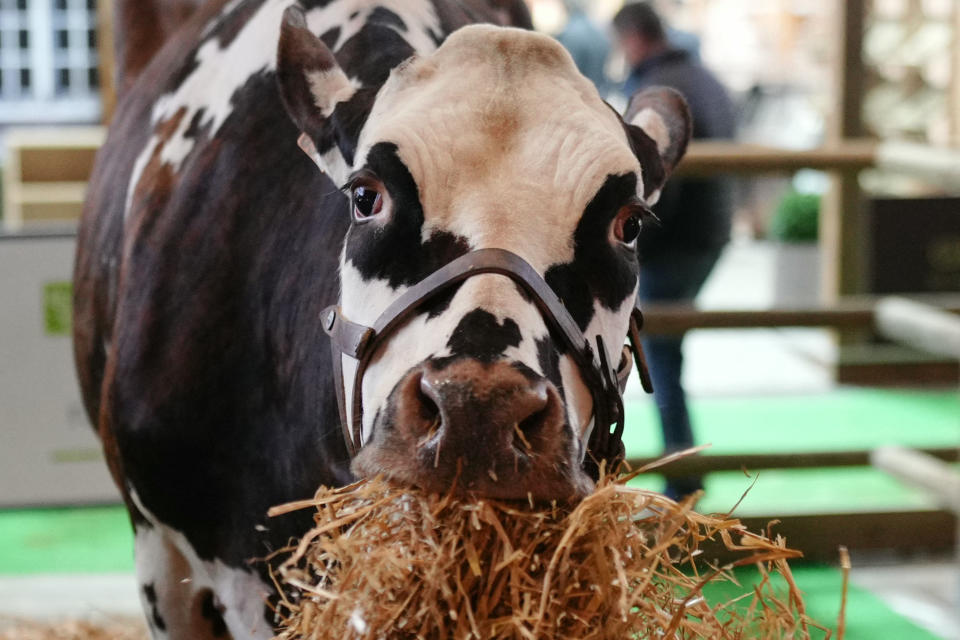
[72,0,691,637]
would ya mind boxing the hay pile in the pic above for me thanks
[269,471,833,639]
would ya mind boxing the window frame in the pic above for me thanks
[0,0,101,124]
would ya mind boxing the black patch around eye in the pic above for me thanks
[345,143,470,289]
[545,173,640,331]
[446,309,521,362]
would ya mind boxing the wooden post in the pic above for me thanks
[821,0,867,302]
[97,0,116,124]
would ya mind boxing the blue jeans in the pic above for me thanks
[638,247,723,499]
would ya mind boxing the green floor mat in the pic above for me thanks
[619,388,959,515]
[628,466,949,515]
[623,388,960,458]
[702,565,941,640]
[0,506,133,574]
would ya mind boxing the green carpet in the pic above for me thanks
[0,506,133,574]
[622,388,960,457]
[622,388,959,514]
[701,565,942,640]
[626,465,954,515]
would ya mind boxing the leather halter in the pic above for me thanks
[322,248,653,478]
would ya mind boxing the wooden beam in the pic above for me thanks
[639,294,960,335]
[828,0,868,143]
[821,0,868,308]
[735,510,957,563]
[677,140,876,175]
[625,447,960,478]
[642,305,873,335]
[679,140,960,187]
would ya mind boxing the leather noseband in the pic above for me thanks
[323,248,653,478]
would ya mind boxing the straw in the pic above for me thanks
[269,472,826,639]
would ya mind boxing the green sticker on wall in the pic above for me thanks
[43,281,72,336]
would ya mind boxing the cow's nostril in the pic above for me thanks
[510,381,550,453]
[416,374,441,424]
[514,410,543,452]
[414,373,443,455]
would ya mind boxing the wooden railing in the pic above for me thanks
[641,294,960,336]
[678,139,960,190]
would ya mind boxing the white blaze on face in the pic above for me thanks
[340,26,646,443]
[124,0,442,219]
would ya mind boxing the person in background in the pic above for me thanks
[557,0,611,95]
[613,2,736,501]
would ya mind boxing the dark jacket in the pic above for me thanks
[624,49,736,259]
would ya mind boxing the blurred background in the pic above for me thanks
[0,0,958,637]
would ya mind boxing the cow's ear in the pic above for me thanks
[622,87,692,204]
[276,6,362,181]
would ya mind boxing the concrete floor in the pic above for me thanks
[0,574,141,619]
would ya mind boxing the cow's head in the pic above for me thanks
[277,8,690,501]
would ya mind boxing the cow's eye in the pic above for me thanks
[352,186,383,220]
[613,206,643,247]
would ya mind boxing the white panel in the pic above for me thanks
[0,233,120,505]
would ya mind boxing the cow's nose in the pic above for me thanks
[417,364,552,455]
[381,359,579,498]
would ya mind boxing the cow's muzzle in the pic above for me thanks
[352,359,593,500]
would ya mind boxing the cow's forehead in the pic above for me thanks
[355,25,640,268]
